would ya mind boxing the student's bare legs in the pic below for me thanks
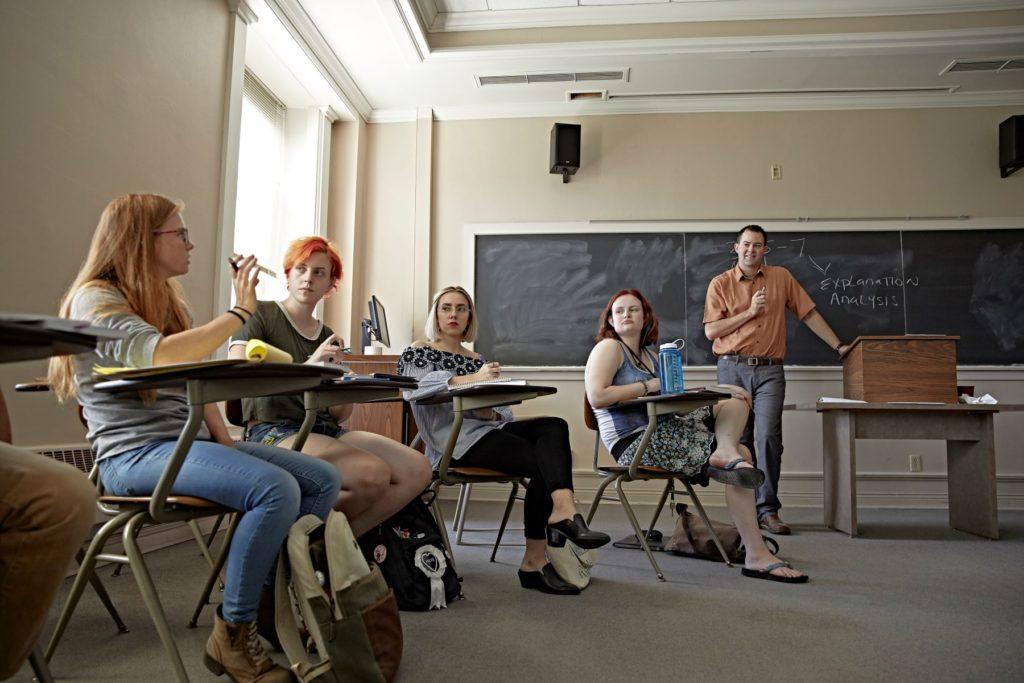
[722,444,804,580]
[708,397,757,471]
[280,431,431,537]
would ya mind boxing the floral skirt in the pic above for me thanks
[615,405,716,477]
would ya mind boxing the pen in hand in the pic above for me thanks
[229,253,277,278]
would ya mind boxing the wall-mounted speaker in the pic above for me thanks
[550,123,581,183]
[999,115,1023,178]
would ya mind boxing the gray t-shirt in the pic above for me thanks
[70,285,210,462]
[230,301,334,425]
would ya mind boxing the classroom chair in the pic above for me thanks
[582,395,730,580]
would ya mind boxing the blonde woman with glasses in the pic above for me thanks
[398,286,610,596]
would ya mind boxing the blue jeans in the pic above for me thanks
[247,419,344,447]
[99,439,340,623]
[716,361,786,518]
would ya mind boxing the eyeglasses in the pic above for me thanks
[153,228,190,244]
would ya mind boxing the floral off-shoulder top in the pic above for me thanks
[397,345,513,468]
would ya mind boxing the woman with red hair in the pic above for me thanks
[230,236,430,540]
[584,289,807,583]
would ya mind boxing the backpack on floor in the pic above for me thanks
[275,511,403,683]
[664,503,778,563]
[358,491,462,611]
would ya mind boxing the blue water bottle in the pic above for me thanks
[658,340,685,395]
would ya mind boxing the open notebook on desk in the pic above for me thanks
[456,378,528,390]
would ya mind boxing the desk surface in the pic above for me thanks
[95,361,344,393]
[785,401,1024,412]
[613,390,727,410]
[0,317,126,364]
[414,383,557,405]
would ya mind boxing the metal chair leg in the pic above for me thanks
[489,481,519,562]
[616,478,665,581]
[428,481,459,579]
[77,547,128,633]
[645,479,673,535]
[46,510,135,661]
[585,472,619,525]
[123,513,189,683]
[189,513,241,628]
[188,519,216,569]
[679,478,732,566]
[453,483,470,542]
[29,643,54,683]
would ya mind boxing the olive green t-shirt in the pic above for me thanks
[231,300,335,425]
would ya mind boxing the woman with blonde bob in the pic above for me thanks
[229,236,431,540]
[584,288,807,583]
[398,286,610,596]
[49,194,340,682]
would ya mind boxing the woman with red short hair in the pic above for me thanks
[229,236,431,542]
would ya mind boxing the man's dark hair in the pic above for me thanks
[736,224,768,244]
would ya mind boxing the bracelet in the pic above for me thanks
[233,305,253,317]
[639,380,650,397]
[227,309,246,325]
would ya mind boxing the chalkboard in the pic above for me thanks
[474,229,1024,366]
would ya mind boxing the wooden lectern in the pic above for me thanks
[342,354,412,443]
[841,335,959,404]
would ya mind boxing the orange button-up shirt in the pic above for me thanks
[702,264,816,359]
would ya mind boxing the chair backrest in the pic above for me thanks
[225,399,245,428]
[582,393,598,431]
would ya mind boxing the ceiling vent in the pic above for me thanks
[477,68,628,87]
[941,57,1024,74]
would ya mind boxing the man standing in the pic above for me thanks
[703,225,849,535]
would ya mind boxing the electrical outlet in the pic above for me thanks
[770,164,782,180]
[909,454,923,472]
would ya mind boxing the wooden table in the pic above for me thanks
[790,401,1022,539]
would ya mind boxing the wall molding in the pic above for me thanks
[427,26,1024,61]
[416,1,1024,33]
[442,471,1024,511]
[365,89,1024,122]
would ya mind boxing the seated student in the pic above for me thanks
[584,288,808,583]
[0,390,96,680]
[229,236,431,538]
[48,194,341,682]
[398,285,611,596]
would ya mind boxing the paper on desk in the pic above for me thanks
[818,396,867,403]
[961,393,998,404]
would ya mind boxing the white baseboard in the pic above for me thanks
[437,471,1024,510]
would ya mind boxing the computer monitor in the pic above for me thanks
[360,295,390,349]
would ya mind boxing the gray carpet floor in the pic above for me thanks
[12,504,1024,682]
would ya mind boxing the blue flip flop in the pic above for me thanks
[741,560,809,584]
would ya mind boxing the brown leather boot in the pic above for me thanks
[758,513,792,535]
[204,608,293,682]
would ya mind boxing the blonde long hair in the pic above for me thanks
[48,194,191,401]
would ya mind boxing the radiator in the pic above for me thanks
[33,444,95,473]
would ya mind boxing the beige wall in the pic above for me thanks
[355,107,1024,507]
[0,0,231,445]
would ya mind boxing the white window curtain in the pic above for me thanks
[235,70,288,301]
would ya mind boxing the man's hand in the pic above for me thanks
[748,286,767,317]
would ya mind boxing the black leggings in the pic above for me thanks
[458,417,574,540]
